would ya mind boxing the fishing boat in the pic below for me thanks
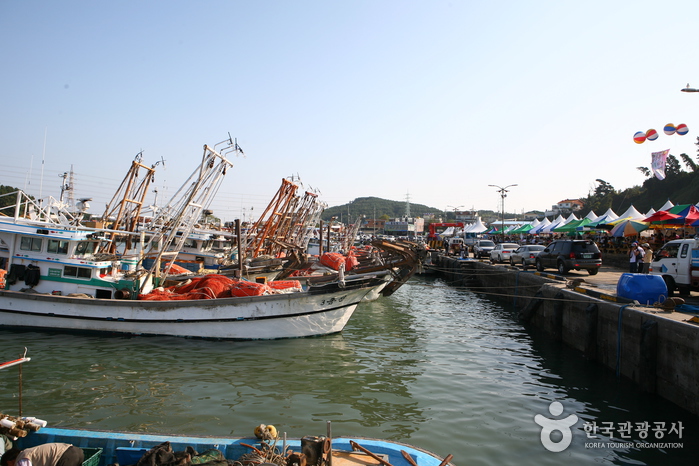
[0,139,387,340]
[215,178,425,300]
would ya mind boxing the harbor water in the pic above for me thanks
[1,275,697,465]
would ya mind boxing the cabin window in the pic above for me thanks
[183,239,197,248]
[64,266,92,279]
[20,237,42,252]
[75,241,97,255]
[680,243,689,259]
[658,243,680,259]
[47,239,69,255]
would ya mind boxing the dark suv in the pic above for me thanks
[473,239,496,258]
[535,239,602,275]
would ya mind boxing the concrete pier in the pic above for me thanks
[429,254,699,415]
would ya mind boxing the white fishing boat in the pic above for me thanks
[0,139,386,340]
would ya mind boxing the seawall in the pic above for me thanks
[430,254,699,415]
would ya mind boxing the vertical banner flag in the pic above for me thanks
[651,149,670,180]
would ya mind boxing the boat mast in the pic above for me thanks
[139,137,241,290]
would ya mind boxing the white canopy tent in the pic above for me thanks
[658,199,674,211]
[465,217,488,234]
[529,218,552,234]
[617,205,645,220]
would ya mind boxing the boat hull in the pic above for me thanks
[0,278,381,340]
[16,427,450,466]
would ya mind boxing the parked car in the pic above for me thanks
[489,243,520,263]
[535,239,602,275]
[510,244,546,268]
[473,239,496,258]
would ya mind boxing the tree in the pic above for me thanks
[680,153,698,172]
[583,179,617,213]
[593,179,616,197]
[666,154,683,177]
[637,167,651,177]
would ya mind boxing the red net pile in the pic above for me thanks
[138,275,303,301]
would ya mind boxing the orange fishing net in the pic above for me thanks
[138,275,302,300]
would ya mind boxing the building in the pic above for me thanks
[544,199,584,217]
[384,217,425,237]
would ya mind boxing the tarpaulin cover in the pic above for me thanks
[320,252,346,270]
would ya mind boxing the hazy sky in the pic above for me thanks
[2,1,699,222]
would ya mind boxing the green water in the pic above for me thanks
[0,276,697,465]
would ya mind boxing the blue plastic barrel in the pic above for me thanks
[616,273,668,305]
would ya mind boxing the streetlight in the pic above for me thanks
[488,184,517,237]
[447,205,464,222]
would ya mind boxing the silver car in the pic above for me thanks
[489,243,520,263]
[510,245,546,268]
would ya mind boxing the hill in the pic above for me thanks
[321,196,499,222]
[322,197,441,222]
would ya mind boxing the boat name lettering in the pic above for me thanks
[321,295,347,306]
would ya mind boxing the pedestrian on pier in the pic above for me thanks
[628,242,643,273]
[640,243,652,273]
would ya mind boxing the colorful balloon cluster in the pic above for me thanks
[634,124,688,143]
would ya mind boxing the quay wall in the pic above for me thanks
[432,254,699,415]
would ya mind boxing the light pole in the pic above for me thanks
[447,205,464,222]
[488,184,517,238]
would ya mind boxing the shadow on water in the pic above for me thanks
[429,271,699,466]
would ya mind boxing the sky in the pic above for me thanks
[2,1,699,223]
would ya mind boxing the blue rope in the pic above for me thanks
[616,304,632,378]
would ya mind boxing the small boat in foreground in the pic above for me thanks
[1,356,453,466]
[13,426,453,466]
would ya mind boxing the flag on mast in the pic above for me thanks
[651,149,670,180]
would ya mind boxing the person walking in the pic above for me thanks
[640,243,653,273]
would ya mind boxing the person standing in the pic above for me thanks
[640,243,653,273]
[628,242,642,273]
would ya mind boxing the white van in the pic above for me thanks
[650,238,699,295]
